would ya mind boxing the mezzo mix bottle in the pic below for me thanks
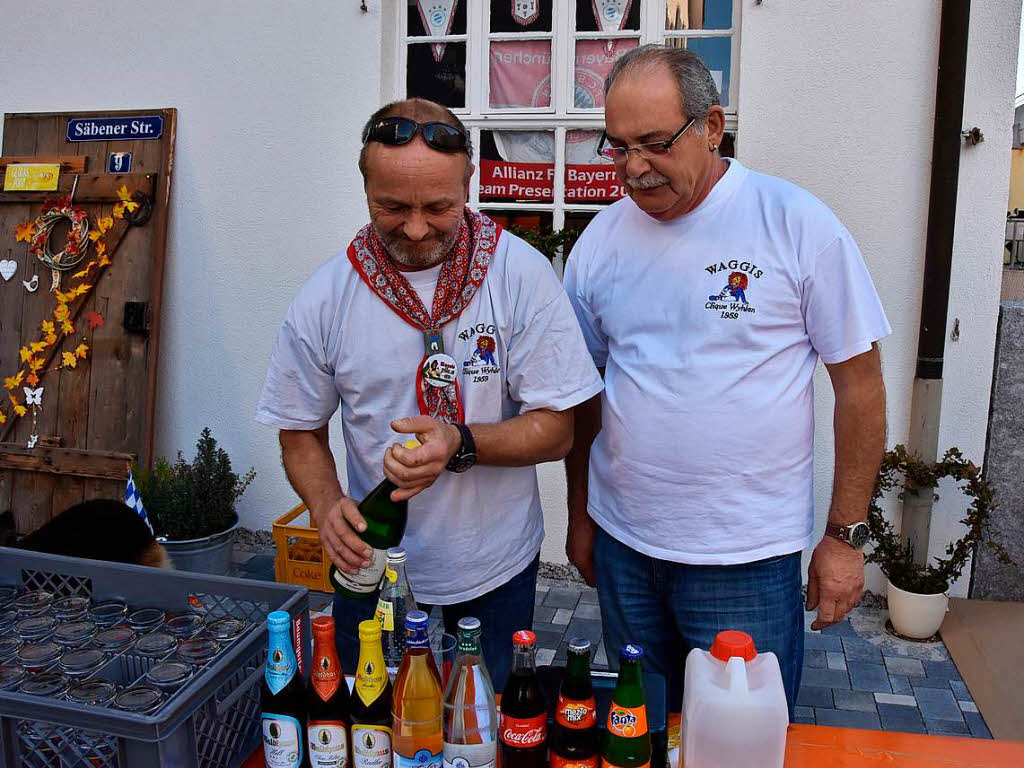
[261,610,310,768]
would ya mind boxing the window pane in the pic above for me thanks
[485,211,556,258]
[665,0,733,31]
[489,41,552,108]
[479,129,554,203]
[564,130,627,204]
[490,0,553,32]
[407,43,467,108]
[573,39,639,109]
[575,0,641,32]
[666,36,731,106]
[407,0,467,36]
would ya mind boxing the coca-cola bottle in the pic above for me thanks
[499,630,546,768]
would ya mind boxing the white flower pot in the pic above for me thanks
[887,579,949,639]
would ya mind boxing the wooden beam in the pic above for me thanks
[0,156,87,173]
[0,444,134,481]
[0,173,155,203]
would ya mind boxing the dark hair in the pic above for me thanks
[605,44,721,127]
[358,98,473,182]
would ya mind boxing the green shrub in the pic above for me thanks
[133,428,255,540]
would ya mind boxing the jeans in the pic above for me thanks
[593,525,804,719]
[332,554,539,693]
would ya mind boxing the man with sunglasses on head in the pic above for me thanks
[562,45,890,717]
[257,98,602,688]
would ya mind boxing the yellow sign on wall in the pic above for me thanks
[3,163,60,191]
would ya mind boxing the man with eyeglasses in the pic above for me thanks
[562,45,890,717]
[257,98,602,688]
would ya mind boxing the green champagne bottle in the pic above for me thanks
[601,645,650,768]
[328,440,419,599]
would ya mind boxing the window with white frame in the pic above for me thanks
[385,1,740,240]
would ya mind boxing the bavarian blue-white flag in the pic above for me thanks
[125,468,154,534]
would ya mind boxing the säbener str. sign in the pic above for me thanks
[66,115,163,142]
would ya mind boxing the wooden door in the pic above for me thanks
[0,109,176,534]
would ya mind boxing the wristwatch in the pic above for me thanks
[445,423,477,473]
[825,521,870,549]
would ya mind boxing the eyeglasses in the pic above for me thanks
[598,117,698,162]
[362,116,468,153]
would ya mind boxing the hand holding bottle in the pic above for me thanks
[316,496,373,574]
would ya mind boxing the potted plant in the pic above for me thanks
[133,428,256,575]
[509,225,582,263]
[866,445,1010,639]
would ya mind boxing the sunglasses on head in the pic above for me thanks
[362,116,468,153]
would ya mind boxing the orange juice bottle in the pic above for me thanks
[392,609,443,768]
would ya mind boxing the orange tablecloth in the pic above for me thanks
[244,724,1024,767]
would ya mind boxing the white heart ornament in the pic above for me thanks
[0,259,16,281]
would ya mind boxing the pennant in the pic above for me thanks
[125,468,154,534]
[592,0,633,52]
[417,0,459,62]
[512,0,540,26]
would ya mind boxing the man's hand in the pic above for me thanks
[383,416,462,501]
[566,513,597,587]
[806,534,865,630]
[314,497,373,574]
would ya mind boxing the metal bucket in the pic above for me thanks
[159,520,238,576]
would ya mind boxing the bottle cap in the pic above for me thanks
[127,608,166,632]
[567,637,592,654]
[53,596,91,621]
[0,663,27,691]
[386,547,407,564]
[312,615,335,634]
[90,602,128,627]
[512,630,536,647]
[68,679,118,706]
[620,643,644,661]
[710,630,757,662]
[114,685,163,714]
[402,438,422,449]
[206,616,247,641]
[405,609,429,631]
[358,619,382,640]
[457,616,481,633]
[19,671,70,697]
[95,626,137,651]
[177,637,220,663]
[267,611,291,631]
[136,632,178,658]
[147,661,194,691]
[54,620,98,647]
[13,589,54,616]
[15,614,57,640]
[58,648,107,677]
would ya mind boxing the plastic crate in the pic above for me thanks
[0,547,308,768]
[272,504,332,593]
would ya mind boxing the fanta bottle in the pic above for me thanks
[601,644,650,768]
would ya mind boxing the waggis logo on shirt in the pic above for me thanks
[704,259,762,320]
[460,322,501,383]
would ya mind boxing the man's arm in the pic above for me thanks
[278,426,374,574]
[382,408,573,502]
[806,343,887,630]
[563,388,602,586]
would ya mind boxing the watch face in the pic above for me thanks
[849,523,870,548]
[449,452,477,474]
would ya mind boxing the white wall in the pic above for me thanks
[736,0,1019,595]
[1,1,1017,595]
[0,0,382,533]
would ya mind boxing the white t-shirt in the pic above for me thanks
[563,159,891,565]
[257,230,603,603]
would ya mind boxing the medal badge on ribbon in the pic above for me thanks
[417,0,459,62]
[592,0,633,53]
[512,0,540,26]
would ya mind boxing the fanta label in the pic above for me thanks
[556,695,597,730]
[499,713,546,748]
[606,704,648,738]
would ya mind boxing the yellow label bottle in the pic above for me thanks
[351,620,393,768]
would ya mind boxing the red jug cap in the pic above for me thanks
[710,630,757,662]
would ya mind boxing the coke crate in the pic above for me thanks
[272,503,333,593]
[0,547,308,768]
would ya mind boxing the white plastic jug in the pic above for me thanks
[681,630,788,768]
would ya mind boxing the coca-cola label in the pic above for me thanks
[606,704,647,738]
[551,756,599,768]
[555,695,597,730]
[499,712,546,748]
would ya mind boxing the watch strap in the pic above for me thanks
[445,423,477,473]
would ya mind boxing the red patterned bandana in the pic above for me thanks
[347,208,501,423]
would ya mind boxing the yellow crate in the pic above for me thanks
[272,503,332,593]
